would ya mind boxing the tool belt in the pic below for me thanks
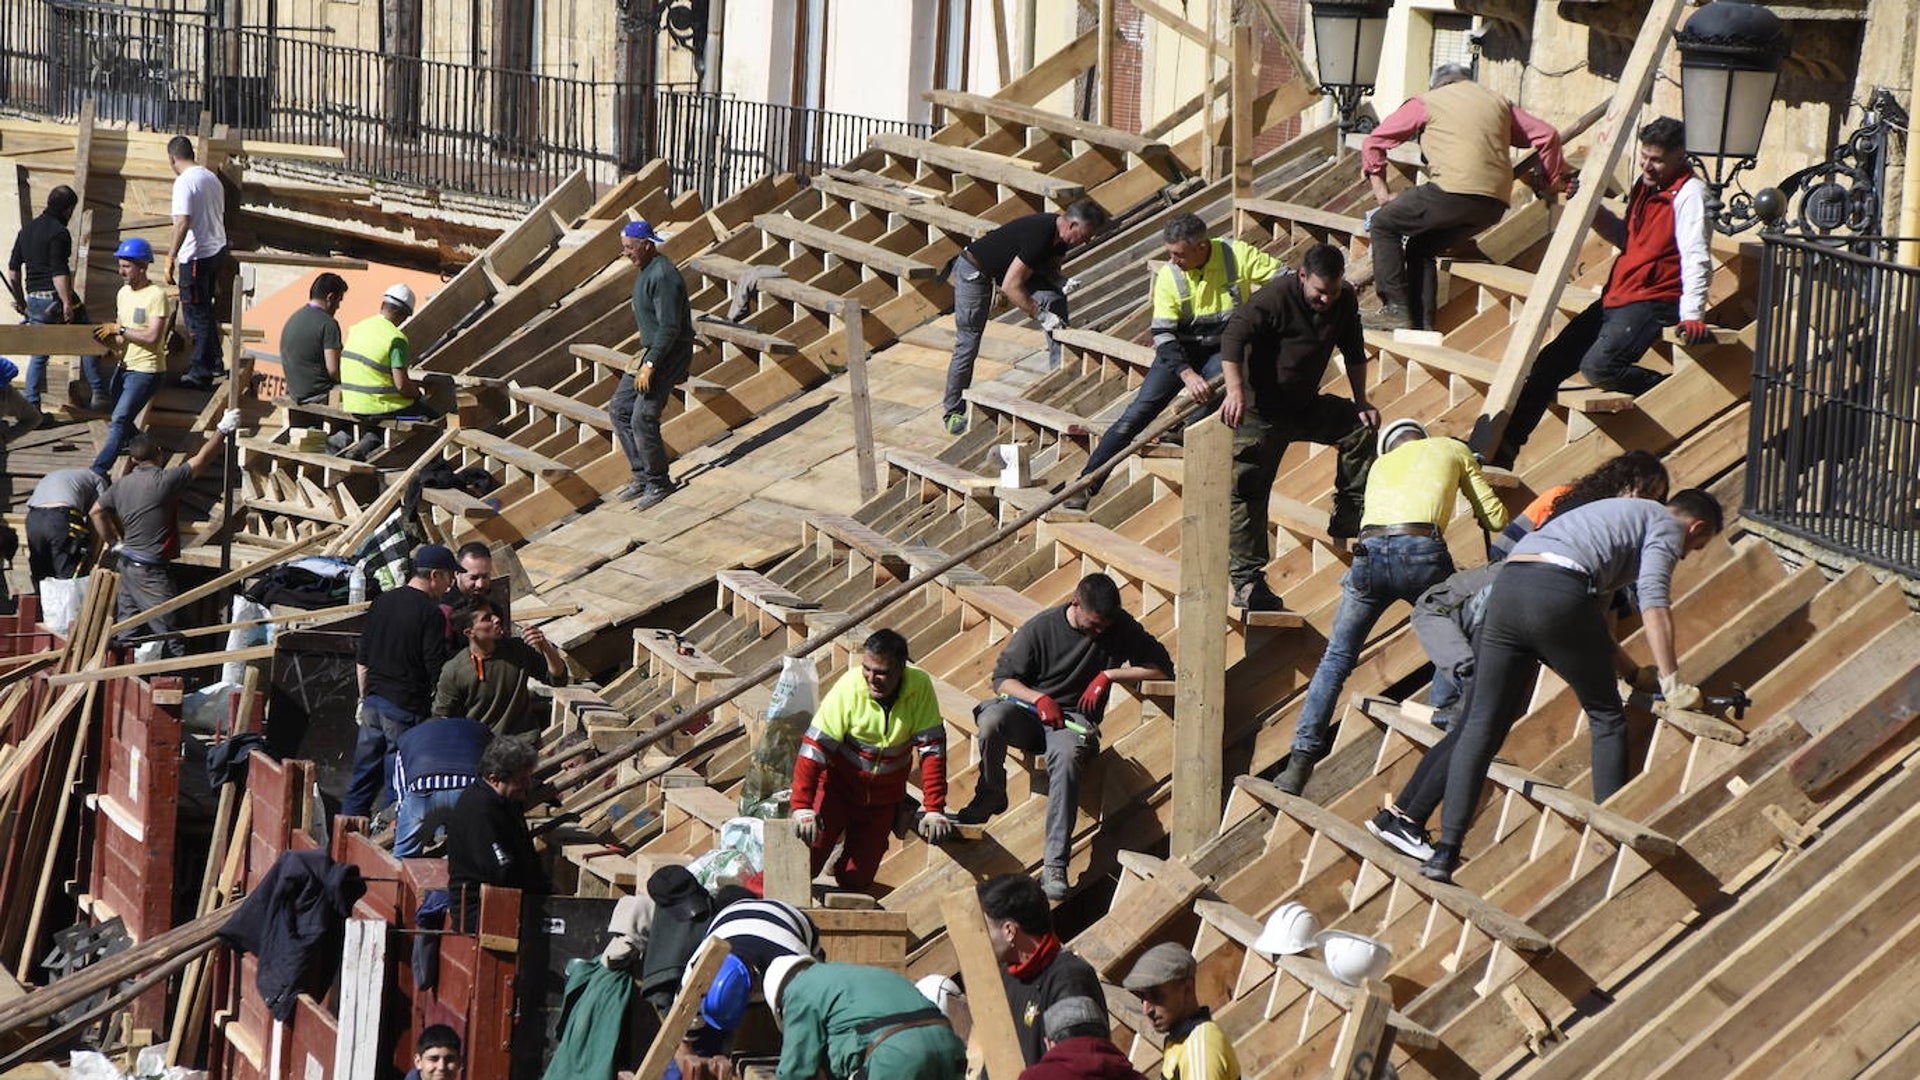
[1357,522,1441,541]
[854,1008,952,1075]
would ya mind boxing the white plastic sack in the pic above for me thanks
[222,595,273,686]
[39,575,87,636]
[686,816,767,891]
[739,655,819,817]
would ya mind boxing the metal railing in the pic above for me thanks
[647,89,933,206]
[1744,234,1920,578]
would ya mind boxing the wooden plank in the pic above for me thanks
[1051,327,1155,370]
[1366,331,1500,386]
[753,214,939,280]
[1445,261,1600,313]
[510,384,613,431]
[238,437,379,474]
[1786,619,1920,795]
[107,526,339,636]
[694,314,798,354]
[329,919,386,1080]
[867,134,1089,203]
[1328,980,1395,1080]
[1468,0,1690,456]
[841,299,879,503]
[1173,417,1230,857]
[45,643,277,686]
[923,89,1173,163]
[630,936,731,1080]
[455,428,574,481]
[995,30,1098,107]
[419,486,498,521]
[231,251,370,270]
[964,387,1097,436]
[1237,197,1366,237]
[1049,523,1179,594]
[811,175,996,238]
[684,254,848,313]
[0,324,113,355]
[763,819,813,908]
[940,890,1028,1080]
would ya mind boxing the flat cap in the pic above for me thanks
[1042,996,1108,1040]
[1122,942,1198,990]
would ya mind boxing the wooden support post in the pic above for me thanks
[940,890,1028,1080]
[989,0,1013,85]
[1098,0,1117,128]
[1172,417,1229,856]
[1468,0,1689,457]
[842,300,879,503]
[763,819,814,908]
[220,265,250,569]
[1201,0,1220,181]
[1230,8,1256,235]
[68,98,95,310]
[330,920,386,1080]
[631,936,731,1079]
[1329,979,1396,1079]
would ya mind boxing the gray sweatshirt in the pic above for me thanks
[1510,497,1687,609]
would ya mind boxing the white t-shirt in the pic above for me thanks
[170,165,228,262]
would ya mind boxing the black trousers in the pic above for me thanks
[26,505,92,581]
[1395,562,1631,846]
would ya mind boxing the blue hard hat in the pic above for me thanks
[0,358,16,388]
[114,237,154,263]
[699,954,752,1031]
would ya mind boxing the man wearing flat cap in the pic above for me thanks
[611,219,693,510]
[1123,943,1240,1080]
[1017,997,1145,1080]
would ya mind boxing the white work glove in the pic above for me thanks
[1660,672,1703,712]
[217,408,242,435]
[1037,309,1067,333]
[1061,276,1085,295]
[917,811,954,843]
[790,809,819,845]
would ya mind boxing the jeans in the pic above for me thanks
[608,348,691,490]
[973,699,1098,871]
[393,787,466,857]
[92,368,160,474]
[1368,185,1508,328]
[343,694,425,818]
[1292,535,1455,756]
[941,261,1066,417]
[22,294,109,409]
[180,248,229,381]
[1497,299,1675,467]
[1395,562,1631,846]
[116,559,183,658]
[1078,342,1223,491]
[1228,397,1376,586]
[1409,563,1501,719]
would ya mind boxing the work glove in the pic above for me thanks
[1076,673,1113,717]
[91,322,120,345]
[1660,672,1703,712]
[1060,276,1085,295]
[790,809,818,845]
[217,408,242,435]
[635,360,655,394]
[1037,309,1066,333]
[917,811,954,843]
[1677,319,1712,344]
[1032,694,1065,730]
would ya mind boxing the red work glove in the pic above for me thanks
[1076,673,1113,716]
[1677,319,1712,344]
[1032,694,1065,729]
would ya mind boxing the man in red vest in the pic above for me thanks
[1494,117,1713,467]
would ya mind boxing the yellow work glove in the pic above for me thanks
[91,322,121,345]
[1660,672,1703,712]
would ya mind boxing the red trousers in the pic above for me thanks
[810,798,898,891]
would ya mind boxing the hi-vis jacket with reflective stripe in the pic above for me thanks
[791,665,948,812]
[338,313,413,414]
[1149,238,1285,352]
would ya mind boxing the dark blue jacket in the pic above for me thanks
[395,717,490,791]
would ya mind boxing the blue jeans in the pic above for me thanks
[22,295,108,409]
[180,248,229,381]
[342,694,424,818]
[1292,534,1456,756]
[393,787,466,857]
[91,369,160,474]
[1497,299,1675,467]
[1078,342,1223,490]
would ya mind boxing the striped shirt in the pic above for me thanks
[1163,1009,1240,1080]
[692,899,823,979]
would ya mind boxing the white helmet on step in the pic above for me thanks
[1253,901,1321,957]
[1316,930,1393,986]
[765,954,817,1028]
[382,282,417,316]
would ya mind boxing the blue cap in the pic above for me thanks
[623,219,668,244]
[114,237,154,263]
[699,955,752,1031]
[0,358,16,388]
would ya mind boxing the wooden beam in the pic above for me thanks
[989,0,1014,85]
[231,251,371,271]
[106,525,339,637]
[1098,0,1117,127]
[45,643,277,686]
[327,428,458,556]
[921,90,1173,163]
[629,936,732,1080]
[0,324,113,355]
[1468,0,1689,456]
[1130,0,1209,47]
[995,31,1099,107]
[1172,417,1229,857]
[68,98,95,307]
[753,212,940,279]
[1328,980,1396,1080]
[842,299,878,503]
[940,890,1028,1080]
[1229,10,1256,233]
[763,819,814,908]
[865,134,1089,203]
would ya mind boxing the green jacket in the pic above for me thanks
[778,963,966,1080]
[631,254,693,370]
[542,958,635,1080]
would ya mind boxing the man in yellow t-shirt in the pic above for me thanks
[1124,944,1240,1080]
[91,237,173,476]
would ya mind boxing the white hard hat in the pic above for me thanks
[1253,902,1321,957]
[382,282,417,313]
[915,973,964,1017]
[1377,418,1428,456]
[1316,930,1393,986]
[764,954,816,1027]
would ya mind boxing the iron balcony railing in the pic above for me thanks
[1745,234,1920,578]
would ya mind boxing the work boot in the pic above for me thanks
[635,486,675,511]
[1274,751,1321,796]
[1421,842,1462,884]
[614,479,648,501]
[1041,865,1069,902]
[1230,578,1284,612]
[89,392,113,412]
[1061,489,1091,512]
[943,412,969,436]
[1366,809,1435,861]
[952,789,1008,826]
[1361,303,1413,332]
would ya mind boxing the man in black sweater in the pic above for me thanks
[978,874,1105,1068]
[446,736,549,928]
[343,544,456,818]
[1218,242,1380,611]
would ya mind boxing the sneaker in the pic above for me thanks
[952,790,1008,826]
[89,392,113,412]
[1275,752,1319,796]
[1421,842,1461,883]
[1361,303,1413,332]
[1430,708,1454,732]
[943,412,969,436]
[1061,490,1091,512]
[1367,809,1435,861]
[1230,578,1284,612]
[614,479,648,501]
[1041,865,1069,902]
[635,486,674,511]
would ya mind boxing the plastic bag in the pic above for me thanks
[686,816,766,892]
[40,575,87,636]
[222,595,273,686]
[739,655,818,817]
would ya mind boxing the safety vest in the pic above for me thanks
[1150,239,1245,349]
[338,314,413,414]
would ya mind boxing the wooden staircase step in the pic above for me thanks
[569,342,632,373]
[812,173,997,239]
[1237,776,1554,954]
[1047,522,1180,595]
[1365,330,1501,387]
[954,584,1048,630]
[867,133,1089,203]
[455,428,574,481]
[963,387,1099,437]
[237,437,378,475]
[754,213,939,280]
[1445,261,1600,314]
[922,89,1176,165]
[694,314,799,355]
[510,383,613,431]
[1050,327,1156,371]
[715,568,822,617]
[418,486,498,521]
[886,449,999,495]
[805,514,911,574]
[683,254,847,314]
[1236,197,1366,237]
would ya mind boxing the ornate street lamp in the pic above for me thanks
[1308,0,1393,134]
[1675,0,1792,233]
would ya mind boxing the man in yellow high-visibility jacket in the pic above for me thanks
[340,283,435,420]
